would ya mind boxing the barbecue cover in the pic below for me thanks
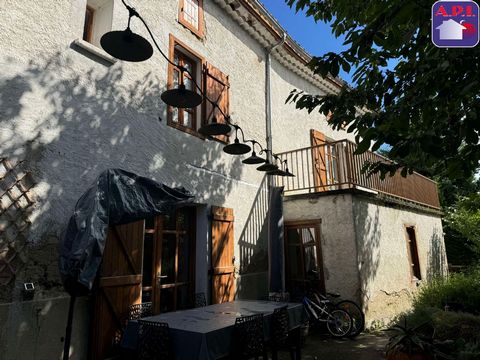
[59,168,194,296]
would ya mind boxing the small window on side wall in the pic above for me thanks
[405,226,422,282]
[179,0,204,38]
[82,0,114,47]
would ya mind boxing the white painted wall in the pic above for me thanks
[284,193,447,327]
[352,196,447,327]
[283,193,360,300]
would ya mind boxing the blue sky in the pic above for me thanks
[259,0,353,84]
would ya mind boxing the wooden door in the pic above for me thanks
[284,220,325,298]
[211,206,235,304]
[91,220,144,360]
[310,129,327,192]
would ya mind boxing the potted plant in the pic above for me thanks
[385,319,451,360]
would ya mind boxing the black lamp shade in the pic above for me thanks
[198,123,231,136]
[223,139,251,155]
[242,151,266,164]
[100,29,153,62]
[256,162,278,172]
[284,168,295,177]
[161,84,203,108]
[267,169,288,176]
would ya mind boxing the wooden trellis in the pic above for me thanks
[0,158,35,286]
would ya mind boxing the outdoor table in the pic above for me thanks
[121,299,306,360]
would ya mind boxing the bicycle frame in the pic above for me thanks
[302,296,333,324]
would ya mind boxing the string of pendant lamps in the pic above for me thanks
[100,0,294,177]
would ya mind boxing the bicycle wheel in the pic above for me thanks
[326,309,352,338]
[336,300,365,337]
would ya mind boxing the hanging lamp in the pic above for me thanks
[100,5,153,62]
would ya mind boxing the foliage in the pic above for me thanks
[285,0,480,180]
[384,319,450,358]
[444,194,480,258]
[393,270,480,358]
[395,307,480,358]
[413,269,480,315]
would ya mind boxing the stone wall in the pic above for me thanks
[352,195,447,327]
[0,1,351,356]
[283,193,360,300]
[0,296,90,360]
[283,192,447,327]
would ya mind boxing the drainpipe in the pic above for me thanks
[266,33,286,294]
[265,33,286,171]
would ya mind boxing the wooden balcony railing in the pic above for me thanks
[275,140,441,210]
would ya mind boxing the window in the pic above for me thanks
[284,220,325,297]
[82,0,113,47]
[167,36,204,136]
[179,0,204,37]
[167,35,230,141]
[83,6,95,43]
[405,226,422,281]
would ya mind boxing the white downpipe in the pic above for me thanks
[265,33,286,167]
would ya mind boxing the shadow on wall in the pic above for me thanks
[236,176,269,299]
[427,226,448,281]
[354,201,381,315]
[0,50,243,305]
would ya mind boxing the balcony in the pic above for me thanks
[275,139,441,210]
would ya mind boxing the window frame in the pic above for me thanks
[178,0,204,38]
[83,5,95,43]
[167,35,205,138]
[404,225,422,282]
[284,219,325,295]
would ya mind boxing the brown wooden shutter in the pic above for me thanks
[203,63,230,143]
[91,220,144,360]
[310,129,327,192]
[211,206,235,304]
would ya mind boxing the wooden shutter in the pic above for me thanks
[310,129,327,192]
[91,220,144,360]
[203,63,230,142]
[211,206,235,304]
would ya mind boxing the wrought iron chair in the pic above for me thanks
[231,314,268,360]
[137,320,175,360]
[269,306,302,360]
[194,292,207,307]
[128,302,153,320]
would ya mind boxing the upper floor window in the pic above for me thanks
[167,35,230,143]
[82,0,114,47]
[179,0,204,38]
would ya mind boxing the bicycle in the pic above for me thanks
[302,293,352,338]
[310,290,365,337]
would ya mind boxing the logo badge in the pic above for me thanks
[432,0,479,47]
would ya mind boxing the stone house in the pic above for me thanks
[0,0,447,359]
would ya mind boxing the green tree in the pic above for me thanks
[445,193,480,262]
[286,0,480,180]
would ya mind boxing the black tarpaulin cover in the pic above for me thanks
[59,168,194,296]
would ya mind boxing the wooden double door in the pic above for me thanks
[91,207,196,359]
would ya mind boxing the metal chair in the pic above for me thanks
[270,306,302,360]
[194,292,207,307]
[268,292,290,302]
[231,314,268,360]
[137,320,175,360]
[128,302,153,320]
